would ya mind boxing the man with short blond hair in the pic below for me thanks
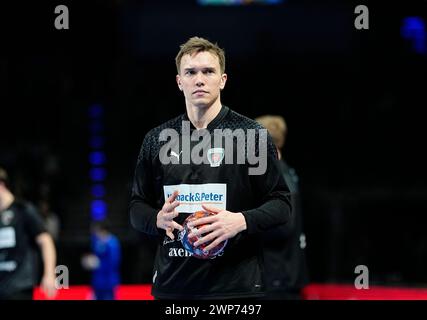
[175,36,226,74]
[130,37,292,299]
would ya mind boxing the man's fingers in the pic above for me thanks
[165,221,183,239]
[194,229,221,247]
[172,221,184,232]
[164,200,180,213]
[188,223,215,238]
[167,190,179,203]
[46,287,57,299]
[203,236,227,252]
[188,215,216,227]
[202,204,221,214]
[166,227,175,240]
[163,209,179,221]
[42,280,57,299]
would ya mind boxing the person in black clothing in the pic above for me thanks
[0,167,57,300]
[255,115,309,299]
[129,36,292,299]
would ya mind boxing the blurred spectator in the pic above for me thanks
[82,220,121,300]
[255,115,309,299]
[0,166,57,300]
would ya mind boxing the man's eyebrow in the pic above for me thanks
[183,67,216,71]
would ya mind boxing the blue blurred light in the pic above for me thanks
[91,200,107,213]
[88,104,104,119]
[91,200,107,221]
[90,168,107,181]
[89,151,106,166]
[91,212,106,221]
[401,17,426,54]
[89,136,105,149]
[91,184,106,198]
[89,121,104,134]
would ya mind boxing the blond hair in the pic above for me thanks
[255,115,287,149]
[175,36,226,74]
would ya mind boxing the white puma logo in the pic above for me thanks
[170,150,182,161]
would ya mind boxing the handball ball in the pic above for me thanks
[180,211,228,259]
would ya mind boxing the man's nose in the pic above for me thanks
[195,72,205,86]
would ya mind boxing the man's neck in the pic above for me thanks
[185,99,222,129]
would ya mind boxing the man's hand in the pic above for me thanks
[157,190,183,239]
[187,204,247,252]
[40,273,57,299]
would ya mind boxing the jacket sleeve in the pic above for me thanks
[241,132,292,235]
[129,134,162,236]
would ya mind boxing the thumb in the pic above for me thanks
[202,204,221,214]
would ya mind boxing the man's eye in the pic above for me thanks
[186,71,195,75]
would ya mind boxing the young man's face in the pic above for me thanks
[176,51,227,109]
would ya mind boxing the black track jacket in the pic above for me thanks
[130,105,292,299]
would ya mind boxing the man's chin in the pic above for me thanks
[192,101,211,109]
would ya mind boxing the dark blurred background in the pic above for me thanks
[1,0,426,287]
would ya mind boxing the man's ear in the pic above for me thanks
[220,73,228,90]
[176,74,183,91]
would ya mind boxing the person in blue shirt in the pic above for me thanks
[83,220,121,300]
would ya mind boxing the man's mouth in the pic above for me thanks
[193,90,208,95]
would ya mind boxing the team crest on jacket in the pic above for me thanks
[207,148,224,167]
